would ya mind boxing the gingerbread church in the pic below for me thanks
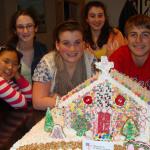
[54,56,150,146]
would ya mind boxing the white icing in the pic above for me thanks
[10,118,82,150]
[63,127,77,138]
[85,130,93,139]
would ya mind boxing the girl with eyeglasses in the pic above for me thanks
[8,9,48,84]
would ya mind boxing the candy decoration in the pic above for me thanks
[83,96,93,104]
[115,95,126,106]
[51,124,65,139]
[98,112,110,133]
[95,82,112,109]
[122,118,139,140]
[72,115,89,136]
[127,144,135,150]
[95,132,112,140]
[125,141,150,150]
[44,107,54,132]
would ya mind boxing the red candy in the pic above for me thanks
[115,95,125,106]
[83,96,93,104]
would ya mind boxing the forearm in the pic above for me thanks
[33,95,57,110]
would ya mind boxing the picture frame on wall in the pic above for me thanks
[133,0,150,16]
[17,0,46,33]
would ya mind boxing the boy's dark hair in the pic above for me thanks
[125,14,150,37]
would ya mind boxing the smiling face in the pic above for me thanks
[16,15,37,43]
[86,6,105,32]
[0,51,19,81]
[56,31,84,65]
[127,26,150,60]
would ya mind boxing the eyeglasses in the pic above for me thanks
[16,24,35,31]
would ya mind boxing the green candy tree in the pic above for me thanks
[44,107,54,132]
[122,118,139,140]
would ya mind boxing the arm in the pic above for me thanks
[15,72,32,102]
[0,77,27,109]
[32,81,57,110]
[32,52,58,110]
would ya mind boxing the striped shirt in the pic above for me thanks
[0,75,32,109]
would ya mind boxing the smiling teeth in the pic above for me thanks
[4,70,12,76]
[67,53,78,57]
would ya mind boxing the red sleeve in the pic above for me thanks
[15,75,32,101]
[0,77,27,109]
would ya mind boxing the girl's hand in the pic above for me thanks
[49,93,61,107]
[85,43,95,55]
[14,71,21,80]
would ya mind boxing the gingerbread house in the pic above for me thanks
[56,56,150,144]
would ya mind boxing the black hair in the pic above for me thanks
[0,44,23,64]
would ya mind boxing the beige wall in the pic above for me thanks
[2,0,18,43]
[0,0,7,44]
[37,0,57,49]
[100,0,126,27]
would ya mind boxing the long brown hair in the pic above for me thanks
[82,1,114,49]
[8,9,38,46]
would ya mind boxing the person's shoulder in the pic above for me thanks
[0,77,11,86]
[110,45,129,58]
[43,51,56,61]
[34,40,47,50]
[116,45,128,51]
[84,50,95,60]
[112,28,122,34]
[111,28,124,37]
[109,28,125,42]
[34,40,46,46]
[113,28,120,32]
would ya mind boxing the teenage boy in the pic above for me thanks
[109,14,150,90]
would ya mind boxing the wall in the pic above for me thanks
[0,0,4,44]
[37,0,57,49]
